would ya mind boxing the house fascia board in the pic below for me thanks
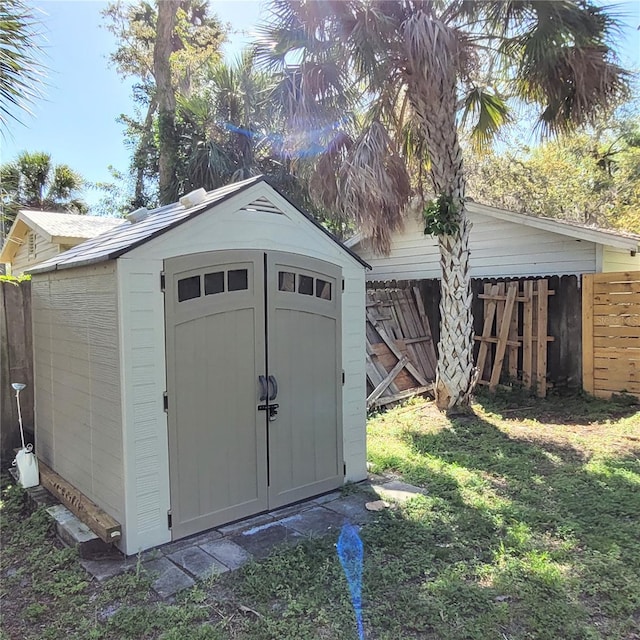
[0,218,30,263]
[16,211,55,244]
[346,204,639,253]
[467,202,639,251]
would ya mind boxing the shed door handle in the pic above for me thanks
[268,375,278,401]
[258,375,268,401]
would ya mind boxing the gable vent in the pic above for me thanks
[240,197,284,215]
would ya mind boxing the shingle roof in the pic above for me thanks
[28,176,370,274]
[19,210,122,242]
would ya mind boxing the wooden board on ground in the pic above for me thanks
[38,459,122,544]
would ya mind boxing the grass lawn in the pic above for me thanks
[1,391,639,639]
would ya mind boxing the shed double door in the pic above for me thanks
[165,250,343,540]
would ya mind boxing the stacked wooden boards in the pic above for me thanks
[366,287,437,409]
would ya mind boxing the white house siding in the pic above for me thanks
[119,181,367,553]
[356,210,598,281]
[602,247,640,273]
[31,263,125,527]
[12,230,61,274]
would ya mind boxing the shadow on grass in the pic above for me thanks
[374,411,640,637]
[473,388,640,426]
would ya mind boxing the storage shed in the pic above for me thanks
[29,176,368,554]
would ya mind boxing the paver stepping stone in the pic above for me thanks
[281,506,345,536]
[371,481,428,503]
[162,530,223,554]
[167,547,228,579]
[218,512,275,536]
[324,493,374,524]
[232,524,303,558]
[80,557,136,582]
[144,557,195,599]
[199,539,253,570]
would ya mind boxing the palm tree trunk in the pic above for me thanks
[154,0,180,205]
[409,69,476,411]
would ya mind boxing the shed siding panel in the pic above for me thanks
[602,247,640,272]
[120,183,366,552]
[32,263,124,525]
[356,211,597,280]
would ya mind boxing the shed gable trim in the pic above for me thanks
[28,176,370,274]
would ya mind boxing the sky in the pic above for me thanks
[2,0,640,210]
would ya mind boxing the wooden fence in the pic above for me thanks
[583,271,640,399]
[0,279,33,462]
[370,275,582,391]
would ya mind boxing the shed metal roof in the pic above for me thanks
[29,176,370,274]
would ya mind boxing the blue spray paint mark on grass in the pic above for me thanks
[337,523,365,640]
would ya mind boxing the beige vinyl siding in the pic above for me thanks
[32,263,125,526]
[602,247,640,272]
[117,260,172,553]
[119,182,367,553]
[356,209,598,281]
[12,229,62,274]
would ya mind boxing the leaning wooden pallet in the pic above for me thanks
[365,287,437,409]
[475,279,554,397]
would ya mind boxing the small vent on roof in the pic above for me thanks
[180,187,207,208]
[240,197,284,215]
[127,207,149,223]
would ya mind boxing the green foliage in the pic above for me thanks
[0,273,30,283]
[1,151,88,233]
[423,194,460,236]
[103,0,226,208]
[466,115,640,232]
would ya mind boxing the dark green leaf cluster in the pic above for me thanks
[423,194,460,237]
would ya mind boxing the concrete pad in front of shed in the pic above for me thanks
[144,557,195,599]
[167,547,229,580]
[199,539,253,570]
[161,529,223,554]
[371,480,428,504]
[217,512,275,536]
[280,506,345,536]
[232,524,303,559]
[310,490,342,505]
[323,493,374,524]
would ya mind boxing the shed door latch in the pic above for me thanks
[163,392,168,412]
[167,510,172,529]
[160,272,166,292]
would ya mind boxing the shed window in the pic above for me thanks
[228,269,248,291]
[204,271,224,295]
[278,271,295,292]
[316,279,332,300]
[298,275,314,296]
[178,276,201,302]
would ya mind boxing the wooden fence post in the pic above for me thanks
[582,274,594,395]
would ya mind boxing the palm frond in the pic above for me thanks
[0,0,46,131]
[338,120,410,254]
[461,87,512,151]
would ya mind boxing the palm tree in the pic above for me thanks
[177,51,348,234]
[256,0,628,411]
[0,0,44,131]
[1,151,87,233]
